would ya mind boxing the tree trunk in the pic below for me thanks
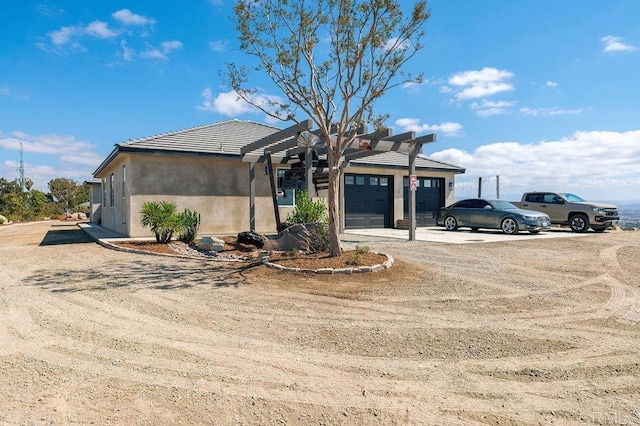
[326,149,343,257]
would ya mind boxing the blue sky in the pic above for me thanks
[1,1,639,201]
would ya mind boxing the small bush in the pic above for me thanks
[177,208,201,243]
[285,190,327,224]
[355,245,370,254]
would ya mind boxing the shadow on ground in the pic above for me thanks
[24,258,261,292]
[40,225,95,246]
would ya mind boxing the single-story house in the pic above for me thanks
[91,119,465,238]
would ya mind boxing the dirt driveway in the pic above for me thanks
[1,221,639,425]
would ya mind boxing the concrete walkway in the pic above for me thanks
[77,222,127,241]
[77,221,589,246]
[344,226,590,244]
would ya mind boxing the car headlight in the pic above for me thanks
[522,215,537,220]
[593,207,605,213]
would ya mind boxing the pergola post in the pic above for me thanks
[408,143,420,241]
[249,162,256,231]
[305,145,314,197]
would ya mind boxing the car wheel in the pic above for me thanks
[444,216,458,231]
[591,225,607,233]
[569,214,590,233]
[501,217,519,235]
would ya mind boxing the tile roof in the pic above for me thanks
[349,151,465,173]
[94,119,465,175]
[117,119,279,156]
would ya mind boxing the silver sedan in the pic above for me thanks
[436,199,551,234]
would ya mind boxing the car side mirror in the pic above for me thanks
[483,205,493,210]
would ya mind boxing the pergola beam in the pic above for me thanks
[240,119,313,155]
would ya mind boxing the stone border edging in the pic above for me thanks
[261,252,394,274]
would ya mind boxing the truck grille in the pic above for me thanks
[605,209,618,216]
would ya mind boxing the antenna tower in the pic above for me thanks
[19,142,26,191]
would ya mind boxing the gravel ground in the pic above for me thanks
[1,220,639,425]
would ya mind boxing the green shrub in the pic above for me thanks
[355,245,370,254]
[177,208,201,243]
[140,201,180,243]
[285,190,327,224]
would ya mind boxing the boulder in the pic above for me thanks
[0,215,9,225]
[264,223,328,253]
[197,236,225,252]
[237,231,267,248]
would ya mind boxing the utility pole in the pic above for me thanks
[496,175,500,199]
[19,142,26,191]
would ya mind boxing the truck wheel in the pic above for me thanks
[444,216,458,231]
[501,217,519,234]
[569,214,590,233]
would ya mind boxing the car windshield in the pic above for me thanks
[491,200,518,210]
[559,193,585,202]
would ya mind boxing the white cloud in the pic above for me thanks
[520,107,585,116]
[0,131,102,191]
[428,130,640,200]
[120,40,134,61]
[209,40,229,52]
[471,100,517,117]
[46,20,117,49]
[384,37,410,52]
[395,118,463,137]
[545,80,558,88]
[112,9,156,26]
[36,4,65,17]
[84,20,118,39]
[0,86,30,100]
[402,80,428,94]
[48,25,78,45]
[0,131,95,154]
[601,35,637,53]
[141,40,183,60]
[447,67,514,100]
[197,88,287,119]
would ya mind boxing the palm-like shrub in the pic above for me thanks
[177,208,201,243]
[140,201,180,243]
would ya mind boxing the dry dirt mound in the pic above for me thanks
[1,221,639,424]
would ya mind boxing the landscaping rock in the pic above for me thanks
[264,223,328,252]
[198,236,225,252]
[237,231,267,248]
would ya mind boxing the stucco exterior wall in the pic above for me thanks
[87,184,102,224]
[97,153,281,238]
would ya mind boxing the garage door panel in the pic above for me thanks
[345,174,392,229]
[403,177,445,226]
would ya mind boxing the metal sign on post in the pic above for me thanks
[409,174,417,191]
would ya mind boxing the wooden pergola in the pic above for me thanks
[240,120,436,241]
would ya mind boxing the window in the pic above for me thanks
[276,168,295,206]
[102,178,107,206]
[379,177,389,187]
[122,165,126,198]
[370,177,378,186]
[355,176,365,185]
[109,173,115,207]
[345,175,355,185]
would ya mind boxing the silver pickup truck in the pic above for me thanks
[513,192,619,232]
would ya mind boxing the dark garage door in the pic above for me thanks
[345,174,392,228]
[403,177,445,226]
